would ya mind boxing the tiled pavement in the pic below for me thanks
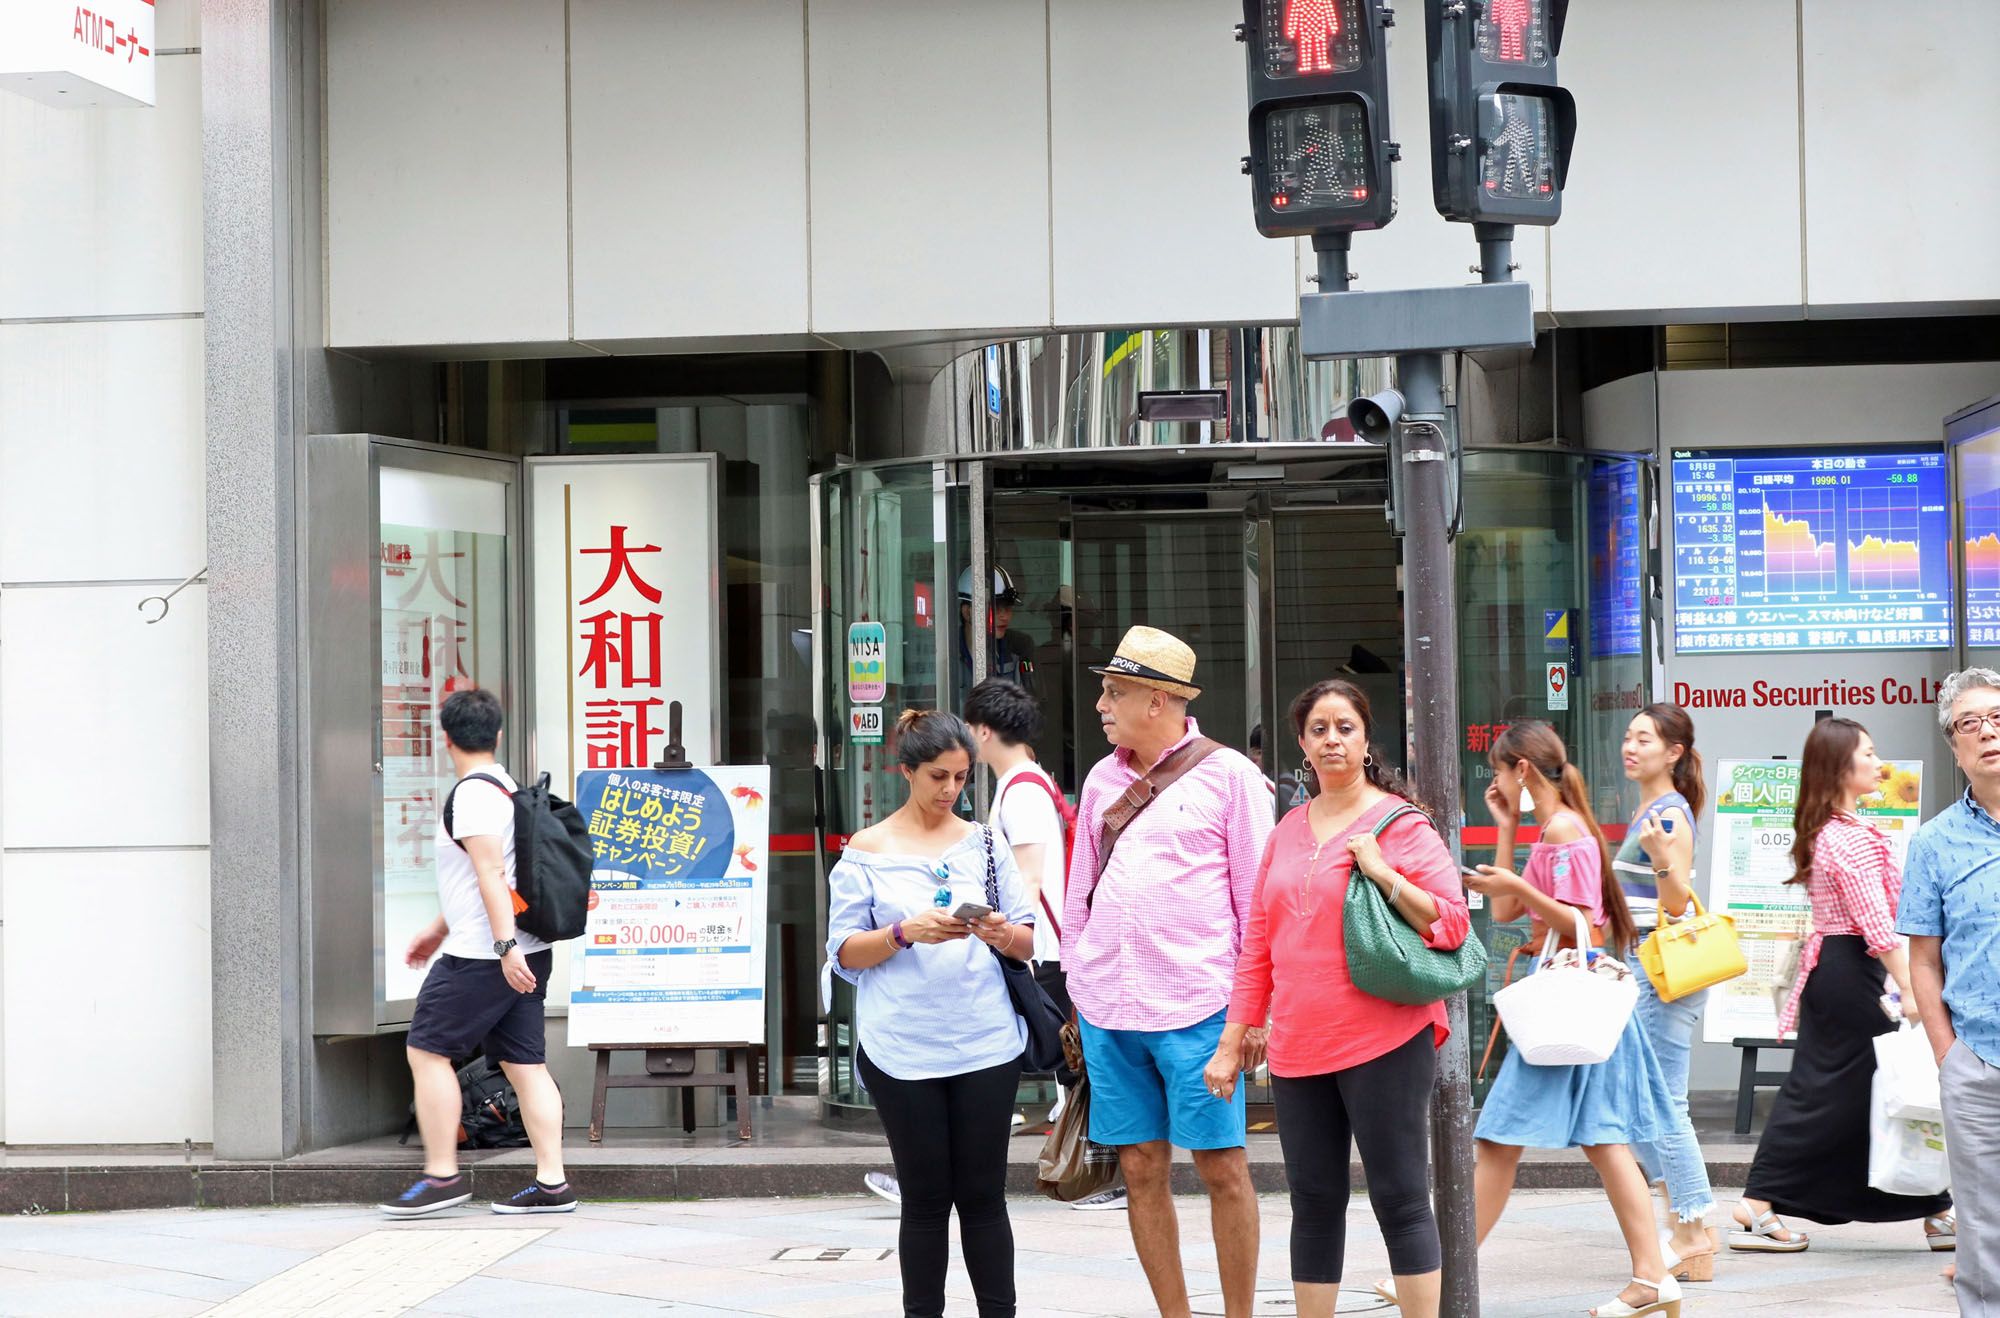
[0,1187,1961,1317]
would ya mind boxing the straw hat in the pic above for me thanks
[1090,625,1201,700]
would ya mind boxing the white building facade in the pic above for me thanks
[2,0,1998,1156]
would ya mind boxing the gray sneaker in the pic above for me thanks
[863,1171,901,1205]
[1070,1185,1128,1211]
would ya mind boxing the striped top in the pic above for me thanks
[1062,720,1276,1032]
[1612,791,1696,932]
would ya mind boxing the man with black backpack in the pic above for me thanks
[381,687,578,1218]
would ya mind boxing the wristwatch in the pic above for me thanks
[889,921,912,950]
[493,937,518,956]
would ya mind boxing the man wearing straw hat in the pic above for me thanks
[1063,625,1274,1318]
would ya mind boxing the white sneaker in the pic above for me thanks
[1070,1185,1128,1211]
[1011,1111,1026,1128]
[863,1171,900,1205]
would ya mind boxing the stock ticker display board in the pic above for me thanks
[1671,447,1951,654]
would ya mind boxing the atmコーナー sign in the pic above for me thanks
[0,0,157,108]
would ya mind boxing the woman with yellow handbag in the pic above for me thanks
[1613,704,1727,1282]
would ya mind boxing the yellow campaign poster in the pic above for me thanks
[1701,757,1922,1044]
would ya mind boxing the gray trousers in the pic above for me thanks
[1944,1041,2000,1315]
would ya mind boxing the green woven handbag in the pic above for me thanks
[1343,804,1488,1006]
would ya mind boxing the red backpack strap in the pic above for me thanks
[999,772,1069,942]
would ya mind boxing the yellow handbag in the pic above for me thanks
[1637,894,1748,1002]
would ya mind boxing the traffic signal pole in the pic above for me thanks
[1413,223,1517,1318]
[1247,7,1573,1314]
[1393,348,1481,1318]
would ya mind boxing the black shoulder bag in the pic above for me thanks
[982,824,1069,1073]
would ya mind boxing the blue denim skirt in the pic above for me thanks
[1476,967,1681,1150]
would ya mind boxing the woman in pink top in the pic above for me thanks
[1203,679,1469,1318]
[1734,716,1951,1255]
[1465,721,1683,1318]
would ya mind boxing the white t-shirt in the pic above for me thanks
[437,767,550,961]
[992,762,1067,964]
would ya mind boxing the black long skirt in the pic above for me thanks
[1744,935,1952,1225]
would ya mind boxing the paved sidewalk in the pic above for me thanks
[0,1189,1959,1316]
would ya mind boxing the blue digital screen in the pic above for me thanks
[1670,447,1950,654]
[1588,462,1642,658]
[1961,428,2000,647]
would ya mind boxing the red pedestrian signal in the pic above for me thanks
[1239,0,1398,238]
[1425,0,1576,226]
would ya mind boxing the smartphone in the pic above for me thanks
[950,901,995,923]
[1460,865,1483,878]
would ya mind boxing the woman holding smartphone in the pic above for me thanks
[826,709,1039,1318]
[1204,679,1470,1318]
[1732,716,1952,1255]
[1465,721,1683,1318]
[1614,704,1720,1279]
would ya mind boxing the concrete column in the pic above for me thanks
[201,0,309,1159]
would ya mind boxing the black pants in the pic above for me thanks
[1033,960,1079,1087]
[860,1047,1023,1318]
[1271,1026,1441,1284]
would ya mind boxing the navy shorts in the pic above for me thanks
[407,950,553,1065]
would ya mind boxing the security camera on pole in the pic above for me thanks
[1237,3,1577,1315]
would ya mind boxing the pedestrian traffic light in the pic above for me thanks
[1425,0,1577,225]
[1239,0,1398,239]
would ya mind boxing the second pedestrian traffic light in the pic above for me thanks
[1425,0,1577,225]
[1240,0,1398,238]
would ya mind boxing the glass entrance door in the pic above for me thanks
[1071,510,1254,764]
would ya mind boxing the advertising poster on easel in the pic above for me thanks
[1702,757,1923,1043]
[567,765,771,1047]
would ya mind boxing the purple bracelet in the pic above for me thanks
[890,921,912,950]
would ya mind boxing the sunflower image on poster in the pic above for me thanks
[1857,760,1924,817]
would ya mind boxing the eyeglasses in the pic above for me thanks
[1951,710,2000,738]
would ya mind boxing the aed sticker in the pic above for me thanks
[1546,662,1569,711]
[850,706,884,746]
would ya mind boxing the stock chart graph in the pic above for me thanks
[1671,447,1950,654]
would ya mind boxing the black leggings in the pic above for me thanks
[1271,1026,1441,1284]
[860,1048,1023,1317]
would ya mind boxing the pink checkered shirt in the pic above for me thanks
[1779,811,1902,1036]
[1061,720,1276,1032]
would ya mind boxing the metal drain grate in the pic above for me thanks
[1191,1288,1391,1314]
[772,1246,895,1262]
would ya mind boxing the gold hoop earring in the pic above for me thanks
[1300,755,1313,779]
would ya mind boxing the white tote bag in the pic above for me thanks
[1874,1023,1944,1123]
[1868,1064,1950,1196]
[1492,908,1639,1066]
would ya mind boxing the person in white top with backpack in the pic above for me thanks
[382,687,581,1219]
[974,677,1133,1211]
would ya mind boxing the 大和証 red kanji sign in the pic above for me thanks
[531,457,720,798]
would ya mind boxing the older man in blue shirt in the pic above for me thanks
[1900,666,2000,1312]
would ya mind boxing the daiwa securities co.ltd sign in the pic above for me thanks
[0,1,158,109]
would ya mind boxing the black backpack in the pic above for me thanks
[443,771,594,943]
[397,1054,530,1149]
[458,1056,530,1148]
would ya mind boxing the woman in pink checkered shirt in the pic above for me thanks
[1734,717,1953,1255]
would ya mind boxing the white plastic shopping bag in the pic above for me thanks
[1492,908,1639,1066]
[1867,1065,1950,1197]
[1874,1023,1944,1123]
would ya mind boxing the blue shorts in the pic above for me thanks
[1079,1008,1246,1150]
